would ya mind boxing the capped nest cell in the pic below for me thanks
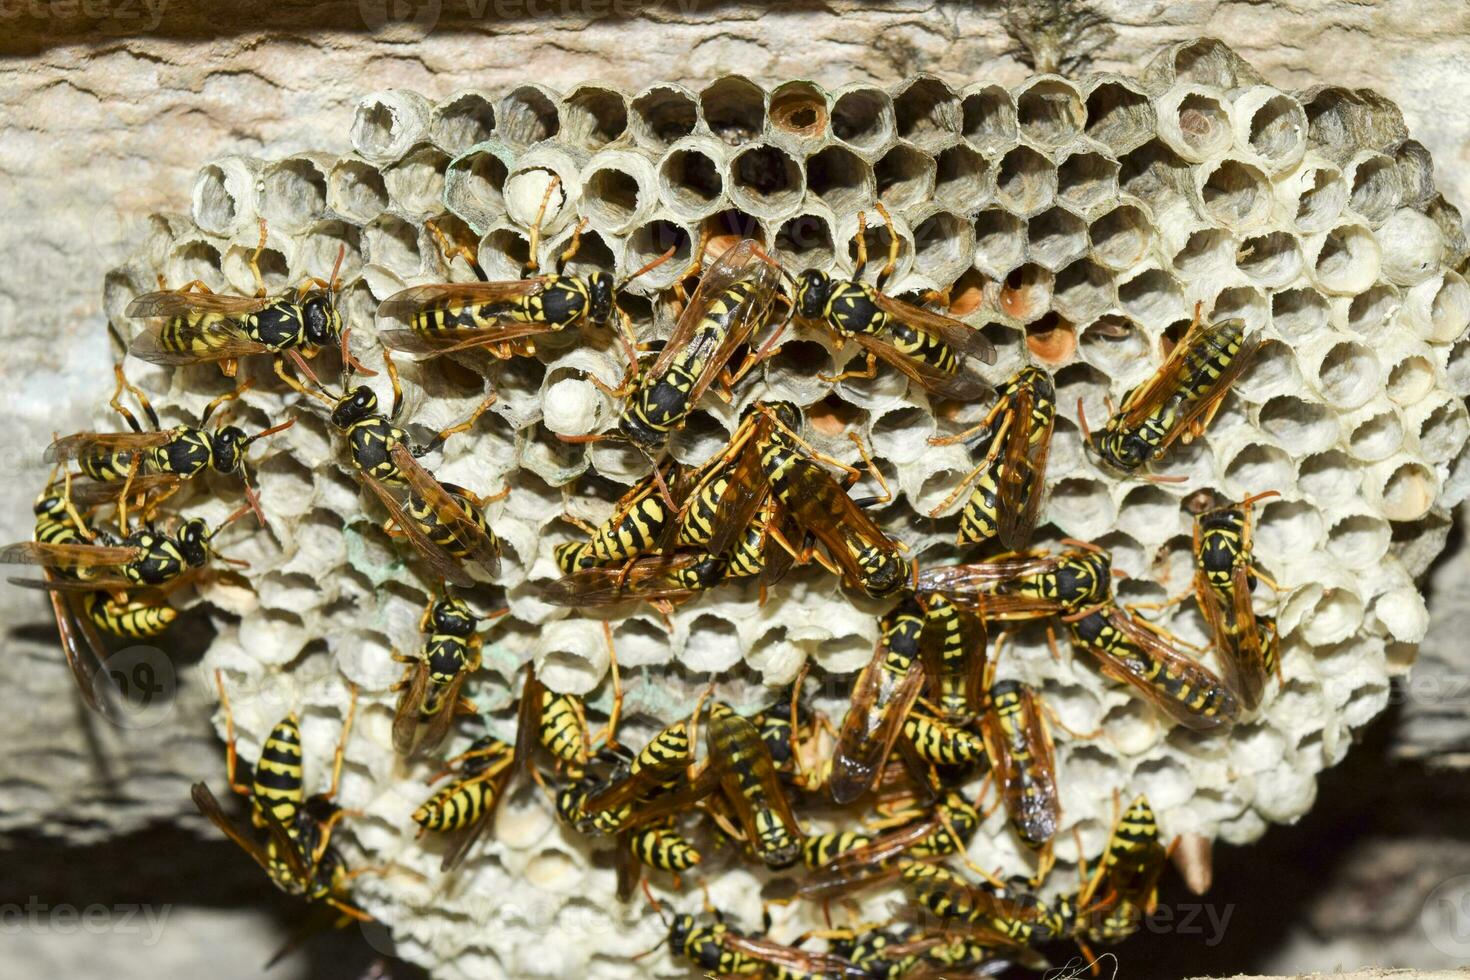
[95,39,1470,979]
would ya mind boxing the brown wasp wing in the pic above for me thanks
[0,540,141,571]
[45,430,172,464]
[646,239,781,405]
[870,290,998,363]
[359,469,477,589]
[377,323,554,357]
[796,818,939,900]
[979,685,1059,847]
[919,597,987,722]
[774,454,902,590]
[701,420,775,559]
[845,328,992,400]
[127,290,278,318]
[828,645,927,805]
[66,473,181,508]
[1083,607,1239,731]
[128,320,278,366]
[389,444,501,576]
[995,384,1054,552]
[1195,565,1266,711]
[192,781,311,883]
[375,279,545,319]
[721,932,871,979]
[707,712,803,848]
[1116,319,1256,434]
[513,666,546,779]
[917,554,1071,620]
[50,576,108,712]
[539,553,714,607]
[418,668,472,757]
[391,658,431,756]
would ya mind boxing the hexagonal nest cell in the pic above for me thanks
[94,39,1470,980]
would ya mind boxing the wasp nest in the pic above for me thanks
[100,38,1470,979]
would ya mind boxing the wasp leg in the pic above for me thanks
[523,175,564,277]
[872,201,901,291]
[109,364,157,433]
[213,669,253,798]
[426,219,485,279]
[850,210,869,281]
[847,431,892,504]
[818,349,879,387]
[322,683,360,802]
[249,218,270,298]
[589,620,622,750]
[197,379,252,427]
[420,389,499,456]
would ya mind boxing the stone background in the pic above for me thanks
[2,1,1469,977]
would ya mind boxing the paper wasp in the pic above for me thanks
[1059,794,1167,953]
[927,366,1056,549]
[788,202,995,399]
[127,219,351,394]
[310,352,501,588]
[1190,490,1283,711]
[920,593,988,724]
[1066,600,1240,731]
[917,545,1113,620]
[1083,307,1258,473]
[754,405,909,598]
[378,177,669,383]
[392,593,507,755]
[795,790,981,902]
[829,598,929,804]
[553,463,678,575]
[191,672,374,959]
[48,363,292,528]
[978,639,1060,863]
[614,237,783,449]
[641,887,870,980]
[412,733,517,872]
[899,863,1060,953]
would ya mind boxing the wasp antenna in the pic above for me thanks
[615,244,678,291]
[243,416,297,448]
[328,242,347,291]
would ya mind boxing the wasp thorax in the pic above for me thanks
[178,518,212,566]
[586,272,614,324]
[794,268,831,319]
[330,386,377,429]
[211,426,248,472]
[302,294,340,346]
[431,596,478,634]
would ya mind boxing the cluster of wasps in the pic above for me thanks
[11,170,1283,975]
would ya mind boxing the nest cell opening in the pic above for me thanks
[1016,79,1085,148]
[1080,315,1148,376]
[700,76,766,146]
[562,85,628,149]
[1118,139,1189,209]
[584,165,645,230]
[775,213,835,270]
[1315,339,1380,408]
[1174,91,1231,158]
[1386,351,1436,405]
[631,86,699,150]
[384,146,450,216]
[430,92,497,152]
[1314,224,1380,294]
[1201,159,1271,227]
[1294,165,1348,234]
[973,208,1027,276]
[1118,267,1185,325]
[1246,93,1306,167]
[804,145,870,213]
[1028,207,1089,272]
[911,210,970,281]
[1089,204,1151,270]
[893,76,959,144]
[193,163,241,234]
[769,82,828,138]
[1170,226,1232,280]
[1295,449,1358,505]
[830,86,893,153]
[351,96,408,161]
[261,158,328,232]
[1209,285,1268,333]
[1346,284,1401,336]
[1380,460,1439,521]
[933,143,990,210]
[995,145,1057,215]
[999,262,1055,322]
[1258,395,1338,454]
[1023,311,1075,365]
[453,150,508,215]
[961,84,1017,151]
[1084,79,1154,153]
[1053,257,1114,322]
[500,86,560,144]
[1057,151,1119,214]
[625,219,693,289]
[1347,407,1404,462]
[1236,231,1302,287]
[1271,286,1330,339]
[874,143,935,211]
[1348,153,1402,226]
[730,144,803,212]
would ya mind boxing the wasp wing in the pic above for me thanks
[45,430,173,464]
[127,290,277,318]
[870,290,997,364]
[0,540,141,571]
[1080,607,1239,731]
[845,328,992,401]
[389,444,500,576]
[391,658,432,756]
[128,320,277,365]
[980,686,1059,847]
[995,383,1054,552]
[376,279,546,319]
[828,646,927,805]
[359,470,477,589]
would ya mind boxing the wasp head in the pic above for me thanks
[302,294,342,347]
[586,272,614,324]
[857,547,907,598]
[210,425,249,473]
[668,913,696,953]
[330,386,378,429]
[431,595,478,635]
[177,518,212,566]
[794,268,831,319]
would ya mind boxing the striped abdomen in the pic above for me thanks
[413,775,499,832]
[628,818,701,872]
[252,716,305,827]
[84,593,176,638]
[904,714,986,766]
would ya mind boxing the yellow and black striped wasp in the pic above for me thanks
[1083,305,1258,474]
[1189,490,1283,711]
[1065,599,1239,731]
[412,733,517,872]
[378,177,670,383]
[977,637,1061,873]
[613,237,783,449]
[916,544,1113,621]
[47,361,293,528]
[787,202,995,399]
[126,220,352,393]
[796,790,982,903]
[1059,794,1168,956]
[829,599,929,804]
[551,462,680,577]
[919,592,988,725]
[927,366,1056,549]
[191,672,375,959]
[391,592,507,755]
[310,353,502,588]
[897,863,1060,958]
